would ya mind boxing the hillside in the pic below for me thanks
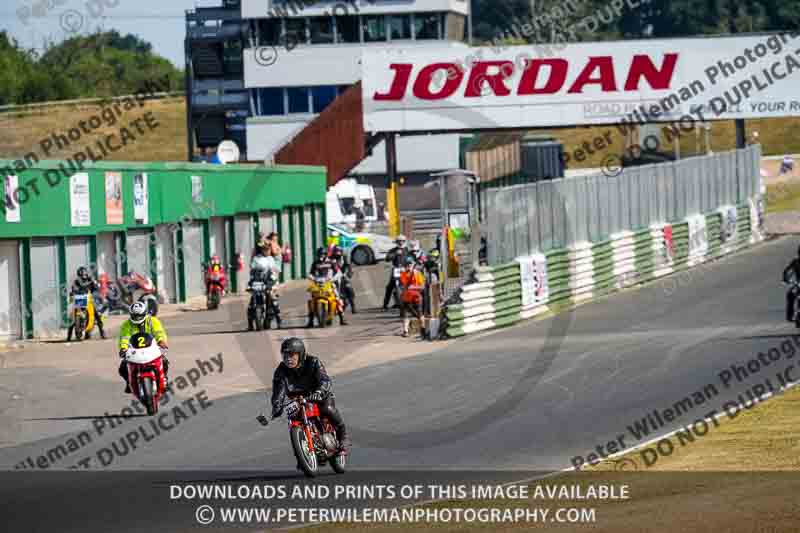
[1,97,799,168]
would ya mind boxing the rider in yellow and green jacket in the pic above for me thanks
[118,301,170,393]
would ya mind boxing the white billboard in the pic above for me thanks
[362,33,800,133]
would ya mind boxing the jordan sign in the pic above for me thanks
[361,33,800,133]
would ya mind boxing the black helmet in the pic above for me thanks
[280,337,306,366]
[77,266,88,279]
[332,245,343,258]
[316,247,327,260]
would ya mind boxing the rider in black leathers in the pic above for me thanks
[69,266,106,339]
[330,245,356,314]
[270,337,350,456]
[783,246,800,321]
[383,235,409,310]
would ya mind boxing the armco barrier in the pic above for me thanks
[442,199,764,338]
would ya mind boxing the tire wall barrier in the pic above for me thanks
[442,198,765,338]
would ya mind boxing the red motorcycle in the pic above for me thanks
[257,395,346,477]
[119,271,159,316]
[204,258,227,310]
[124,333,167,416]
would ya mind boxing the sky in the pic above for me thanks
[2,0,220,67]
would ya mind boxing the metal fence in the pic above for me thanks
[481,145,762,264]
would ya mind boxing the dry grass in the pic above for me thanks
[0,97,188,164]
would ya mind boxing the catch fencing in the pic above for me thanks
[481,146,761,264]
[441,145,766,338]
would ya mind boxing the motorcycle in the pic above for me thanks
[308,275,341,328]
[124,333,167,416]
[67,292,95,341]
[247,270,281,331]
[257,395,346,478]
[204,263,226,310]
[119,272,159,317]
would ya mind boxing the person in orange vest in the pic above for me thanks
[399,256,426,338]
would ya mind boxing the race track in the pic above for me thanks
[1,235,796,531]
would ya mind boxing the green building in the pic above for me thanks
[0,160,326,340]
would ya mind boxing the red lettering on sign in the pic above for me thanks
[567,57,617,93]
[518,59,568,95]
[625,53,679,90]
[465,61,515,97]
[413,63,463,100]
[373,63,413,100]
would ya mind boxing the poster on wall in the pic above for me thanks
[70,173,91,227]
[518,253,549,308]
[718,205,738,249]
[191,175,203,203]
[687,214,708,259]
[4,175,20,223]
[105,172,123,225]
[133,173,148,225]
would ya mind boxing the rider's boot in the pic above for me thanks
[338,311,348,326]
[306,311,315,328]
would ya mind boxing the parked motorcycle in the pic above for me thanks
[118,272,159,317]
[247,270,281,331]
[204,263,226,310]
[257,395,346,478]
[124,333,167,416]
[308,275,341,328]
[66,292,95,341]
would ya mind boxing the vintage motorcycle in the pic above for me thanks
[119,271,159,317]
[204,262,226,310]
[67,292,95,341]
[124,333,167,416]
[257,395,346,478]
[247,269,281,331]
[307,274,340,328]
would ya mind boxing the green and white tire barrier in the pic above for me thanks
[443,197,765,339]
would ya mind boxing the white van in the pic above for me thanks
[326,178,378,225]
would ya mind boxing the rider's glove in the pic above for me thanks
[308,390,325,402]
[119,349,127,359]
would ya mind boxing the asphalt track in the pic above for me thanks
[1,235,798,532]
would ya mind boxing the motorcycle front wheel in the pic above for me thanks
[141,376,157,416]
[290,426,318,478]
[317,304,327,329]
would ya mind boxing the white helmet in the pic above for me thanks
[396,234,407,245]
[130,301,148,324]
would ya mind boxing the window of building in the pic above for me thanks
[287,87,311,114]
[284,18,308,46]
[335,15,359,43]
[310,16,334,44]
[389,14,411,40]
[258,88,285,116]
[312,86,338,113]
[362,15,387,42]
[413,12,440,40]
[257,19,281,45]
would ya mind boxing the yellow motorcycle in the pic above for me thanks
[67,292,96,341]
[307,275,340,328]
